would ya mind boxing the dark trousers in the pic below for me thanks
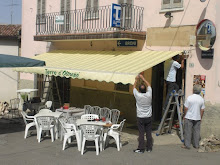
[137,117,152,150]
[163,81,179,110]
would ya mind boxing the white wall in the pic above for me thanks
[0,40,19,102]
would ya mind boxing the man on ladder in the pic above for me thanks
[156,54,185,141]
[163,54,185,112]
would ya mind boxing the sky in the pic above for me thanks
[0,0,22,25]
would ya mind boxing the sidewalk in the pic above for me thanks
[0,118,219,165]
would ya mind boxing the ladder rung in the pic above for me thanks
[168,110,174,113]
[163,126,169,129]
[165,118,171,121]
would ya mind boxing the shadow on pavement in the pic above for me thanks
[0,117,24,135]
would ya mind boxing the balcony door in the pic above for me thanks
[37,0,46,33]
[86,0,99,19]
[118,0,133,30]
[60,0,71,33]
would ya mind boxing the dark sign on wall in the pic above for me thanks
[201,49,214,59]
[117,40,137,47]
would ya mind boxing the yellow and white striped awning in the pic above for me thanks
[14,50,182,84]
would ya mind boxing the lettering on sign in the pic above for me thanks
[45,69,79,78]
[111,3,121,28]
[117,40,137,47]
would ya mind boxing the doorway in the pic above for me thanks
[152,62,164,121]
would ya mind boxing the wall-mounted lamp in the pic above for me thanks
[164,12,173,19]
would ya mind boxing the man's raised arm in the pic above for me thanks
[133,75,139,90]
[139,74,151,87]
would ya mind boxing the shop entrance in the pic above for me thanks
[151,59,186,122]
[152,63,164,121]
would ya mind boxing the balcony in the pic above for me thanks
[34,4,145,41]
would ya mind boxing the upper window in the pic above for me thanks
[161,0,183,11]
[118,0,133,29]
[37,0,46,15]
[60,0,71,32]
[60,0,71,14]
[118,0,133,4]
[37,0,46,23]
[86,0,99,19]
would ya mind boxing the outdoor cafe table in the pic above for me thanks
[34,111,63,139]
[17,89,38,110]
[56,108,84,117]
[75,119,112,127]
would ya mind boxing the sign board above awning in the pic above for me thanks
[13,50,182,84]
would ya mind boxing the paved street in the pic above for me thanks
[0,119,219,165]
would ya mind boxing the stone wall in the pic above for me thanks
[201,103,220,139]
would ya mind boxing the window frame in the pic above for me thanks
[85,0,99,20]
[60,0,71,13]
[161,0,184,12]
[118,0,133,29]
[60,0,71,32]
[37,0,46,24]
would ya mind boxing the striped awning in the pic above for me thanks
[14,50,182,84]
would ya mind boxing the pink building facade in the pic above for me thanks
[21,0,220,138]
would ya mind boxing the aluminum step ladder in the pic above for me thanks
[41,75,62,111]
[156,90,184,142]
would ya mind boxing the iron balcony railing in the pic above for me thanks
[36,4,144,35]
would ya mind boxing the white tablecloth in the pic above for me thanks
[35,111,63,118]
[56,108,84,117]
[76,119,109,126]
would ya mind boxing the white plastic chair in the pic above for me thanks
[58,117,81,151]
[45,101,52,109]
[111,109,120,124]
[21,111,36,139]
[103,119,126,151]
[84,105,92,114]
[91,106,101,115]
[8,98,20,118]
[36,116,55,143]
[80,125,101,155]
[100,107,111,121]
[81,114,99,120]
[39,109,52,113]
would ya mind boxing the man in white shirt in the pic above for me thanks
[182,85,205,149]
[163,55,184,111]
[133,74,152,153]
